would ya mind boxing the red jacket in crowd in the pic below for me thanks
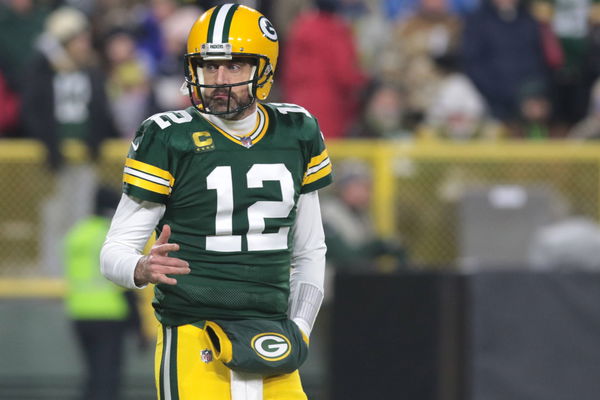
[281,10,368,139]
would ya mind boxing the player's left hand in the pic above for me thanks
[134,224,191,286]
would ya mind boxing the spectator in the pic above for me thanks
[350,0,394,73]
[64,186,147,400]
[0,70,20,136]
[92,0,140,42]
[584,2,600,88]
[568,78,600,139]
[348,80,412,139]
[281,0,368,139]
[530,0,564,71]
[321,160,407,271]
[271,0,311,42]
[133,0,178,77]
[420,53,501,140]
[382,0,480,19]
[382,0,462,124]
[22,5,116,169]
[514,79,554,139]
[449,0,481,15]
[544,0,590,132]
[462,0,549,127]
[0,0,48,92]
[21,6,117,274]
[382,0,420,20]
[152,4,202,110]
[338,0,370,21]
[102,28,157,139]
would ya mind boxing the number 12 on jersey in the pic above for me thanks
[205,163,295,252]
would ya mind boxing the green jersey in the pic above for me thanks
[122,103,332,326]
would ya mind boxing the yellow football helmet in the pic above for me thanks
[184,4,279,115]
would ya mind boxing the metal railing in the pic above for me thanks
[1,138,600,291]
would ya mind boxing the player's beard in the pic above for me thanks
[205,88,253,120]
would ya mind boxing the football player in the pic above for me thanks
[100,4,331,400]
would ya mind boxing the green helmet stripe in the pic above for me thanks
[206,4,223,43]
[221,4,239,43]
[207,3,239,44]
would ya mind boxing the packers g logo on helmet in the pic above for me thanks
[259,17,277,42]
[184,4,279,115]
[251,333,291,361]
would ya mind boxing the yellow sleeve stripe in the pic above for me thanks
[123,174,171,195]
[125,158,174,186]
[303,162,332,185]
[306,149,329,169]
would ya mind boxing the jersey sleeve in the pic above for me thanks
[301,129,333,194]
[122,120,174,204]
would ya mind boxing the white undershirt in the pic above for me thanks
[204,109,258,136]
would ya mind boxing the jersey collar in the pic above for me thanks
[202,103,270,148]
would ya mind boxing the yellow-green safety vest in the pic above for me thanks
[64,216,128,319]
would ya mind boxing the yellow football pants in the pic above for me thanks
[155,323,308,400]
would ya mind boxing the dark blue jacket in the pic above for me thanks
[462,0,548,121]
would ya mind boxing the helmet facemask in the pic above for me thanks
[184,50,273,118]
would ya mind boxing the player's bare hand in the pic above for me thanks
[134,224,190,286]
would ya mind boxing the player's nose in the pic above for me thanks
[215,65,229,84]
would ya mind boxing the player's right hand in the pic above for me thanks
[134,224,191,286]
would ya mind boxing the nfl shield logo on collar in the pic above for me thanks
[241,136,253,148]
[201,349,213,363]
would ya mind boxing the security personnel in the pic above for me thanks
[64,187,145,400]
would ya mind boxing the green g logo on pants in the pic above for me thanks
[252,333,291,361]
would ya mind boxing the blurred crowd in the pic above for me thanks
[3,0,600,149]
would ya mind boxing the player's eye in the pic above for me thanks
[204,63,219,72]
[228,63,243,72]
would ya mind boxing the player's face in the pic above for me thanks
[201,59,255,120]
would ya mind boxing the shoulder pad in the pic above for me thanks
[142,109,195,132]
[265,103,315,123]
[264,102,319,138]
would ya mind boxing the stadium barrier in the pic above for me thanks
[1,138,600,287]
[2,138,600,399]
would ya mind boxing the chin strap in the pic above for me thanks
[179,81,188,95]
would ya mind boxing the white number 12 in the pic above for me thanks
[205,164,294,252]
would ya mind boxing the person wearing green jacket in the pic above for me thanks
[321,160,407,272]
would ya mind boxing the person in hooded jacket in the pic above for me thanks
[21,6,117,275]
[462,0,549,130]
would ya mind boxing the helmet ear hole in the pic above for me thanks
[264,64,272,76]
